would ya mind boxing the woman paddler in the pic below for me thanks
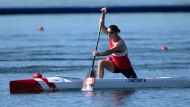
[93,7,138,79]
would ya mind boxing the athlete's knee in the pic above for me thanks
[98,60,104,66]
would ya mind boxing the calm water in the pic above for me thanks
[1,12,190,107]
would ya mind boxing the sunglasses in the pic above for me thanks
[107,31,115,35]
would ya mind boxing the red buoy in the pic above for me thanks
[38,26,43,31]
[33,72,42,78]
[152,76,156,79]
[161,46,168,50]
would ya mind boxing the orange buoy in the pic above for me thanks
[33,72,42,78]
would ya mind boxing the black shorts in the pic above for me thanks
[113,64,137,78]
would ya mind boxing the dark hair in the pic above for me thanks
[108,25,120,33]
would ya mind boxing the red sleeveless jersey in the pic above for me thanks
[110,37,132,69]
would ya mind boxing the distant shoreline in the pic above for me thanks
[1,0,190,8]
[1,5,190,15]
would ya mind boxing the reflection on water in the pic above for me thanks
[83,89,136,106]
[111,89,136,106]
[83,91,96,98]
[112,89,135,103]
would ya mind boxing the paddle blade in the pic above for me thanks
[81,68,96,91]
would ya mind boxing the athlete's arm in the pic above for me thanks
[93,40,125,56]
[100,7,108,35]
[109,40,124,53]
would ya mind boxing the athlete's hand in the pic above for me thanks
[93,50,100,56]
[100,7,107,13]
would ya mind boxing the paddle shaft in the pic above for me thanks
[91,11,103,69]
[81,11,104,91]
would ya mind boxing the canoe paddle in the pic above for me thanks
[81,11,104,92]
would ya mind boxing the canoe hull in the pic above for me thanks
[9,76,190,93]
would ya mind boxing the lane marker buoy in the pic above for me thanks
[38,26,43,31]
[161,46,168,50]
[33,72,42,78]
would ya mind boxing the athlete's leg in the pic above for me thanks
[130,67,138,78]
[121,67,138,78]
[98,59,115,78]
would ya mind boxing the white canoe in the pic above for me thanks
[10,76,190,93]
